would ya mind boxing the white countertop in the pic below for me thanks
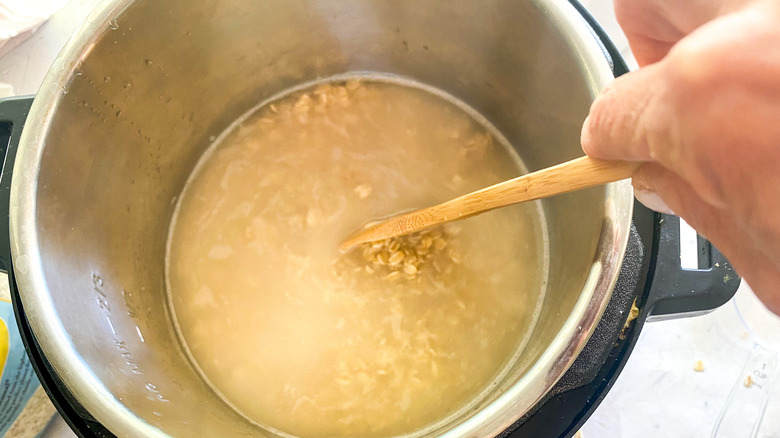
[1,1,777,437]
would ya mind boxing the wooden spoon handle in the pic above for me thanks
[340,156,640,252]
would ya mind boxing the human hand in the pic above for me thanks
[581,0,780,314]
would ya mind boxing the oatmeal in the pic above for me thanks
[166,77,548,437]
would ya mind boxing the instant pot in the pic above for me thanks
[0,1,739,437]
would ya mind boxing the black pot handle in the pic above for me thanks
[0,95,34,273]
[646,213,740,320]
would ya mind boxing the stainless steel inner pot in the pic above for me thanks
[10,1,633,436]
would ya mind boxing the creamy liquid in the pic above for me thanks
[167,77,548,437]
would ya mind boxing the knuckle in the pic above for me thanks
[665,32,738,94]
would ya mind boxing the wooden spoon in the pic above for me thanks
[340,156,639,252]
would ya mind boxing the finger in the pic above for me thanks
[614,0,745,66]
[634,189,674,215]
[581,63,675,163]
[614,0,683,66]
[633,163,780,314]
[634,163,779,273]
[632,163,724,240]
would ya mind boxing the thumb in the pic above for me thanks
[581,62,676,164]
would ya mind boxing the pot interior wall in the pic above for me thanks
[30,0,605,435]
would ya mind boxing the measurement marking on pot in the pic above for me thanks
[106,316,117,336]
[122,289,137,317]
[145,382,169,402]
[93,273,150,377]
[114,339,142,375]
[92,273,111,311]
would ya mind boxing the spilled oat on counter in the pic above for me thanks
[166,77,549,437]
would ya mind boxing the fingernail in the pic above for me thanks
[634,189,674,215]
[581,116,592,152]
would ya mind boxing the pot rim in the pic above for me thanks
[9,1,632,436]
